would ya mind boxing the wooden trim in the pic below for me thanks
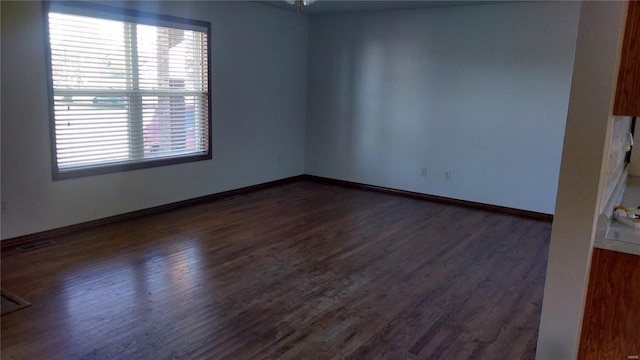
[614,0,640,116]
[301,175,554,221]
[1,175,306,250]
[578,248,640,359]
[2,173,552,250]
[1,288,31,316]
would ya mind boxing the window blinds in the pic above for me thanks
[46,3,211,178]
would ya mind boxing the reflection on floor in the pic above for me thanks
[1,181,551,359]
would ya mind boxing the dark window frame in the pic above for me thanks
[43,1,212,180]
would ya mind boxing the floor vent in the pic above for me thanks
[16,240,56,252]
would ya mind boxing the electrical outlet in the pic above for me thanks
[421,168,427,177]
[445,171,451,181]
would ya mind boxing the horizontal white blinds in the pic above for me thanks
[47,9,210,172]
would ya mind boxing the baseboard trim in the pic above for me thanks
[2,174,552,250]
[1,175,306,250]
[301,175,554,222]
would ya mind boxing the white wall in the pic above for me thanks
[537,1,628,359]
[305,1,580,214]
[0,1,308,239]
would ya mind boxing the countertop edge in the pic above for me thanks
[594,237,640,256]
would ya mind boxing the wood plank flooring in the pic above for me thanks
[0,181,551,359]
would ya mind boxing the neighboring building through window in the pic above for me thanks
[44,2,211,179]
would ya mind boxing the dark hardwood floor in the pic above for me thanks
[1,181,551,359]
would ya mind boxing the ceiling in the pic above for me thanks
[254,0,508,14]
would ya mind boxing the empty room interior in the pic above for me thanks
[1,0,639,359]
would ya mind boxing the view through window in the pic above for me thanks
[45,3,211,179]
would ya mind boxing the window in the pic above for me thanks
[44,2,211,179]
